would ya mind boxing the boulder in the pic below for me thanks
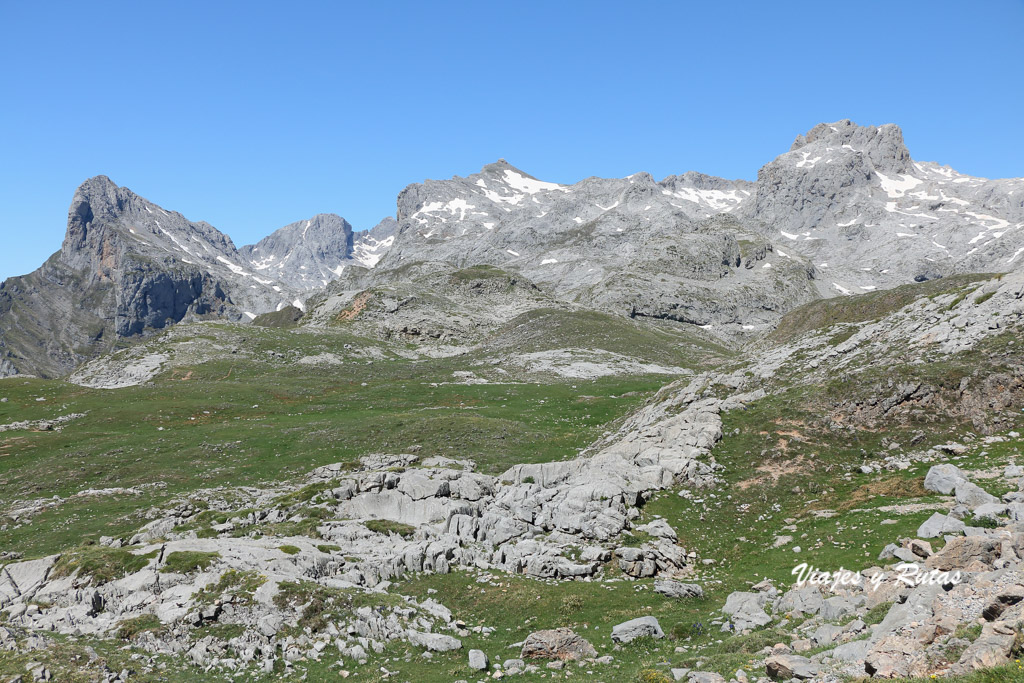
[503,658,525,672]
[776,585,824,616]
[935,442,969,456]
[908,539,933,558]
[654,580,704,599]
[638,518,678,541]
[721,591,772,631]
[810,623,842,646]
[973,503,1008,522]
[396,472,450,500]
[611,616,664,643]
[688,673,725,683]
[864,635,930,678]
[952,623,1017,673]
[0,556,57,602]
[955,481,998,508]
[819,595,862,621]
[129,517,178,545]
[407,630,462,652]
[520,628,597,661]
[924,463,967,494]
[256,614,283,637]
[468,649,489,670]
[981,585,1024,621]
[830,639,871,663]
[765,654,819,680]
[916,512,966,539]
[926,536,1001,570]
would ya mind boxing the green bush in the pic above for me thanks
[971,515,1001,529]
[364,519,416,537]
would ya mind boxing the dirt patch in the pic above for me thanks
[738,454,809,489]
[336,291,372,322]
[821,476,928,512]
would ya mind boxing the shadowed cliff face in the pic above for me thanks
[0,176,381,378]
[1,178,257,377]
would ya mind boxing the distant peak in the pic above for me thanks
[73,174,122,199]
[68,175,134,228]
[791,119,904,150]
[305,212,350,226]
[480,158,533,179]
[789,119,911,174]
[80,174,117,187]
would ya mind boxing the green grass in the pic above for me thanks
[483,307,734,368]
[0,321,672,558]
[252,305,304,328]
[194,569,265,607]
[448,264,512,282]
[51,545,157,585]
[160,551,219,574]
[769,273,998,343]
[116,613,164,640]
[364,519,416,537]
[975,291,996,305]
[278,544,301,555]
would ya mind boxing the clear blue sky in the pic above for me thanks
[2,0,1022,281]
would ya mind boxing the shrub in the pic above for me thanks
[862,601,893,626]
[970,515,1001,529]
[278,545,301,555]
[559,595,584,615]
[364,519,416,537]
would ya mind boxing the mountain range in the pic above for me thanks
[2,118,1021,378]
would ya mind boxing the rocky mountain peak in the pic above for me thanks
[64,176,131,251]
[239,213,356,290]
[789,119,912,175]
[478,158,520,176]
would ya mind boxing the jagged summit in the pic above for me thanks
[239,213,354,290]
[787,119,912,175]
